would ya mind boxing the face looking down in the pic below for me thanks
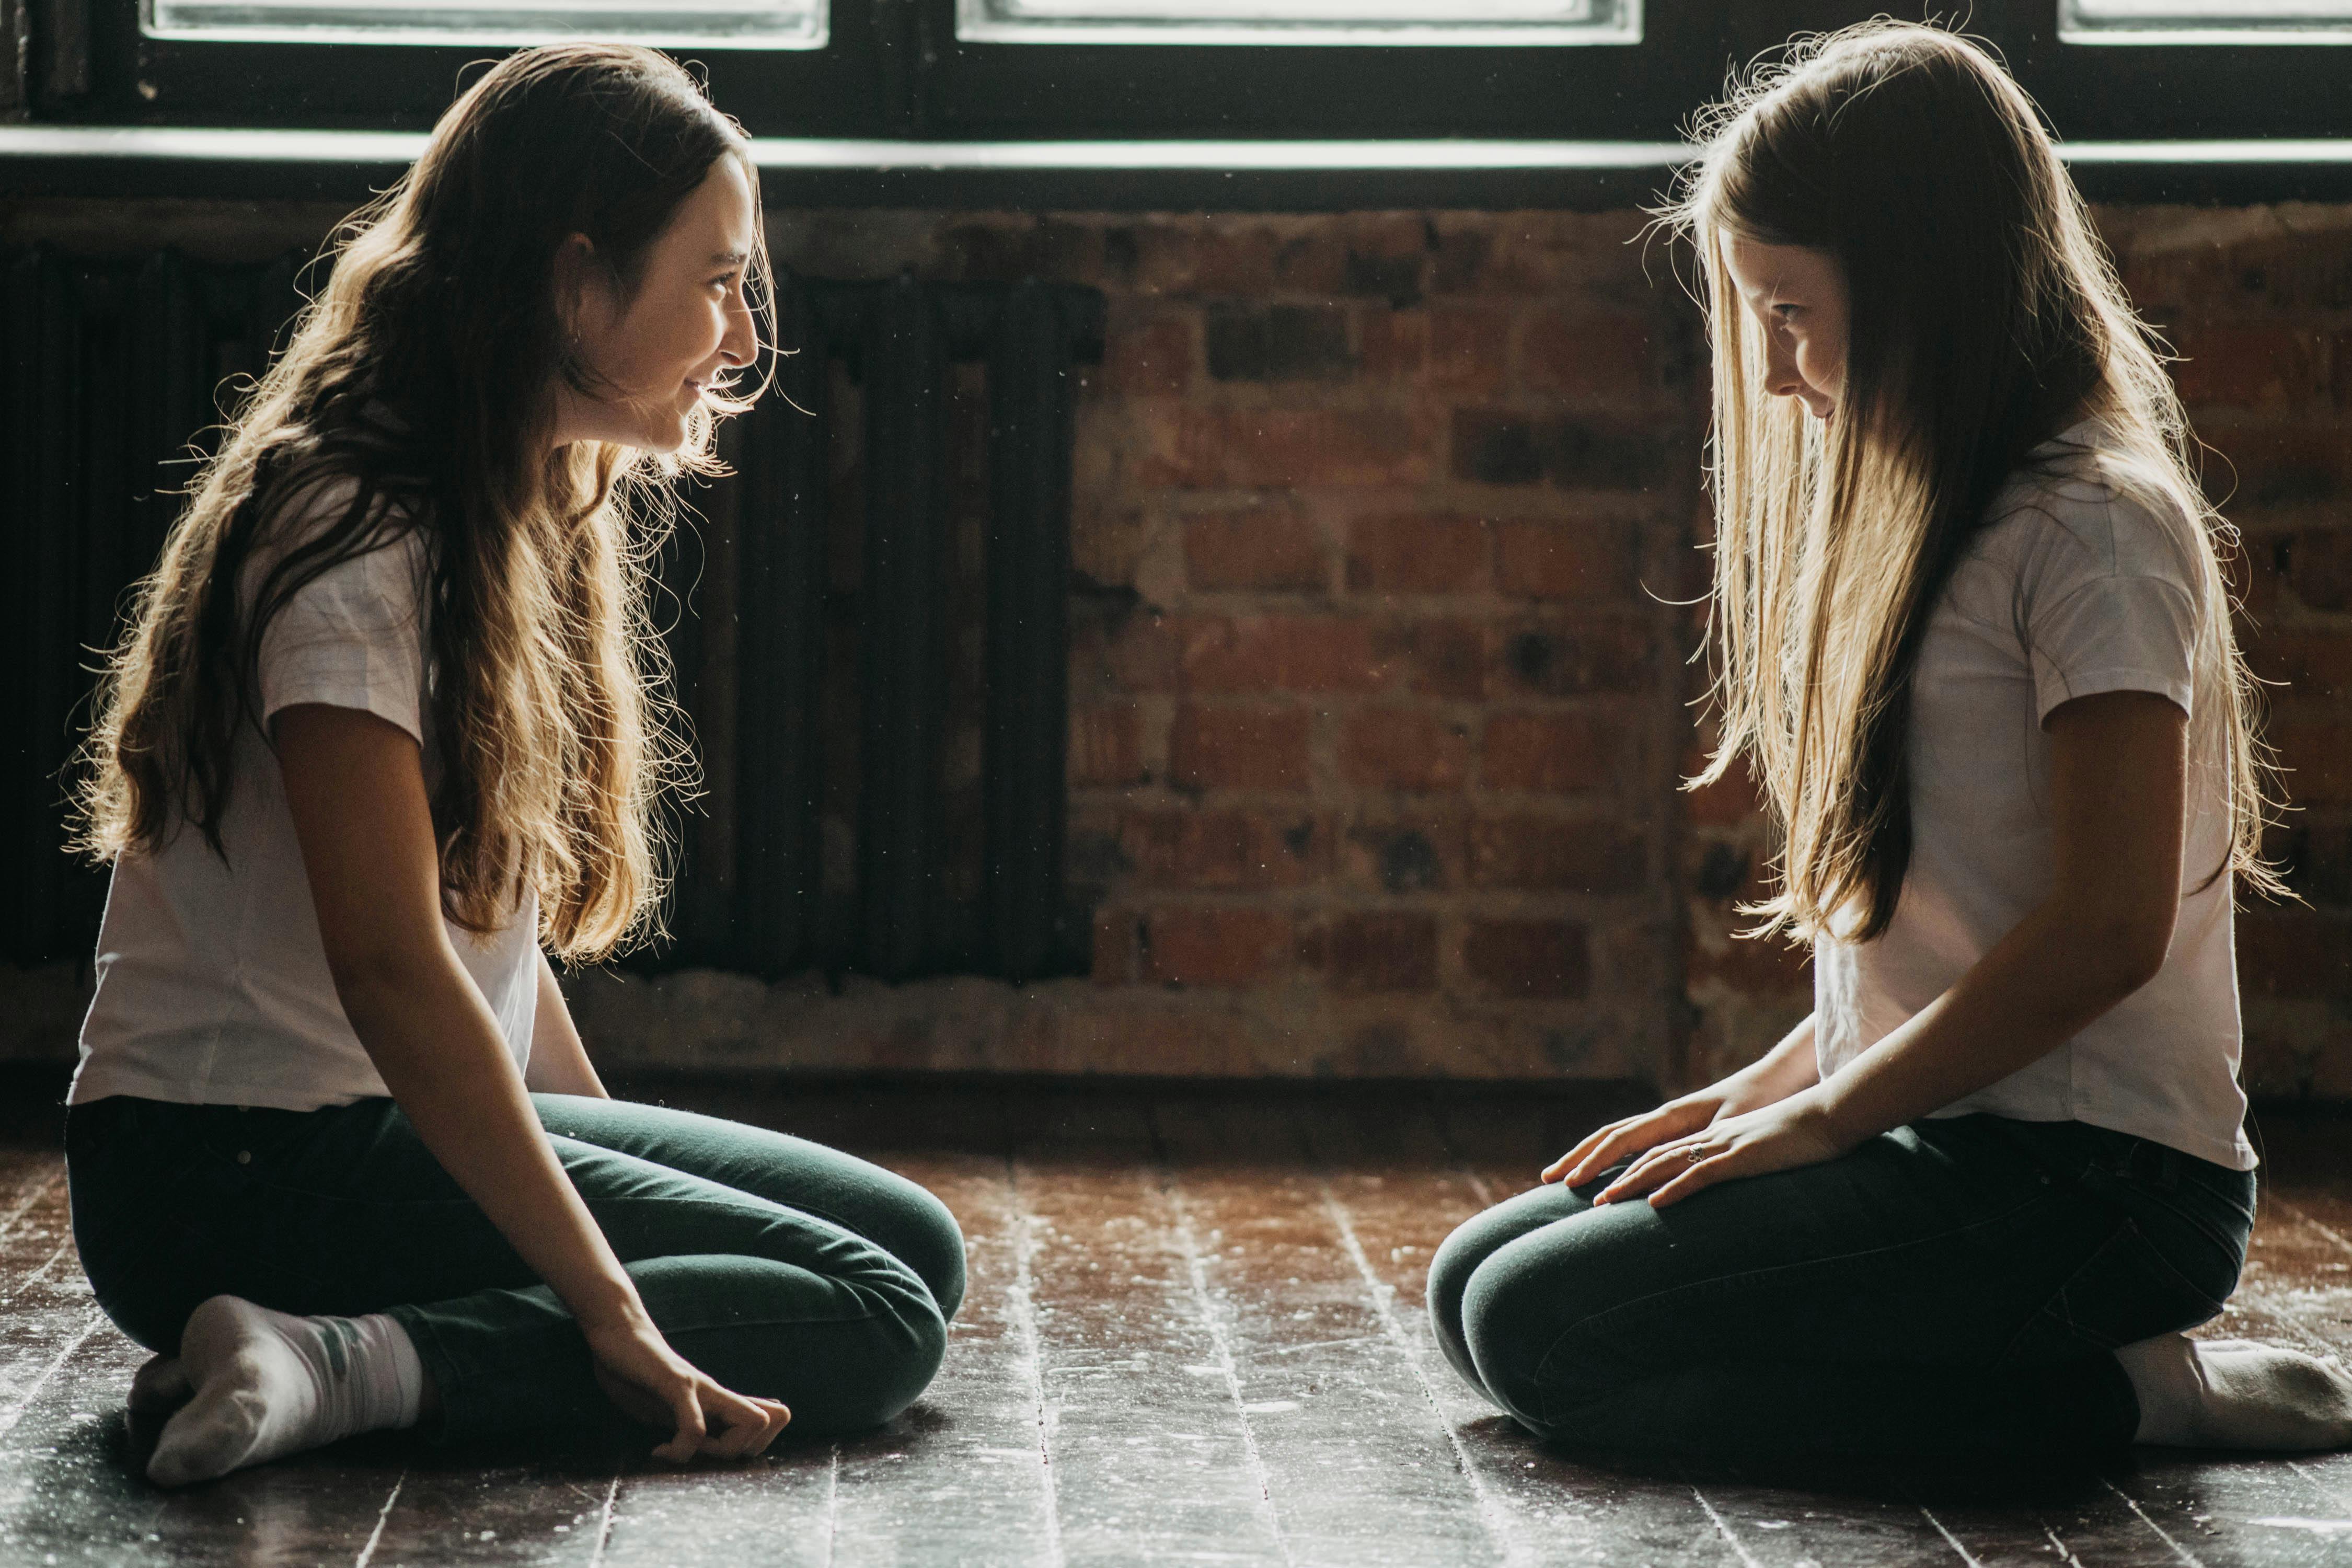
[551,154,759,455]
[1721,233,1849,423]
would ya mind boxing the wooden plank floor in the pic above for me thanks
[2,1073,2349,1567]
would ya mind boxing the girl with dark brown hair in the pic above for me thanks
[66,43,961,1486]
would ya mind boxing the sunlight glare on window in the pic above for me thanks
[2060,0,2352,43]
[145,0,827,48]
[956,0,1638,47]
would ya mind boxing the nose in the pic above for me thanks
[719,285,756,368]
[1760,325,1805,401]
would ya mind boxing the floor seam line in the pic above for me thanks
[821,1439,841,1568]
[2103,1478,2209,1568]
[1689,1485,1764,1568]
[0,1175,67,1298]
[1918,1503,1986,1566]
[1152,1120,1295,1568]
[0,1171,62,1258]
[350,1471,404,1568]
[2043,1524,2089,1566]
[585,1470,620,1567]
[2212,1253,2342,1359]
[13,1238,73,1299]
[2286,1457,2352,1511]
[1005,1157,1067,1568]
[0,1308,103,1446]
[1316,1174,1529,1568]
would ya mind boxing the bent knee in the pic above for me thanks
[887,1296,952,1414]
[822,1297,950,1436]
[1459,1264,1570,1431]
[881,1179,967,1324]
[1461,1256,1643,1437]
[1426,1215,1497,1355]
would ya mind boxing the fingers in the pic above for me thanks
[1543,1113,1651,1184]
[663,1379,791,1463]
[1541,1126,1615,1184]
[1595,1139,1711,1204]
[1577,1120,1673,1185]
[653,1384,710,1465]
[599,1325,790,1466]
[738,1397,792,1457]
[1547,1101,1708,1186]
[702,1388,791,1459]
[1641,1158,1728,1208]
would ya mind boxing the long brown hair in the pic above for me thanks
[1671,19,2281,946]
[73,43,773,960]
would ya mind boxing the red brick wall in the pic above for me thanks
[770,202,2352,1091]
[2105,206,2352,1099]
[1011,210,1705,1084]
[2,197,2346,1092]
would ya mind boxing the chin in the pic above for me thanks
[627,416,693,456]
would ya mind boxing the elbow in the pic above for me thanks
[323,940,455,1031]
[2071,908,2174,1004]
[2108,946,2169,1003]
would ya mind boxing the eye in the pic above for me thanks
[1773,303,1803,322]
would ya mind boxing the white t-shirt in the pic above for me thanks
[1814,422,2252,1171]
[71,479,538,1111]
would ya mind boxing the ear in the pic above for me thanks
[551,233,612,349]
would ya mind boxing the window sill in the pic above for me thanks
[3,127,2350,209]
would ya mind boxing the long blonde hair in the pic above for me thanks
[73,43,773,960]
[1671,20,2281,946]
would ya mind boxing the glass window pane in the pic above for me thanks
[2060,0,2352,43]
[956,0,1639,47]
[145,0,827,49]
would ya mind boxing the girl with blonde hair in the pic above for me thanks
[1429,21,2352,1461]
[67,43,961,1486]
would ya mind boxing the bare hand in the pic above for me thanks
[1588,1089,1854,1209]
[584,1315,791,1463]
[1543,1072,1796,1187]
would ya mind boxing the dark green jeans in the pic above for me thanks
[1428,1114,2255,1463]
[65,1092,963,1447]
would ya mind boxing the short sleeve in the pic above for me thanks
[2022,490,2203,728]
[251,489,430,745]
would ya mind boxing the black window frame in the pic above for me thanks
[13,0,2350,145]
[27,0,900,132]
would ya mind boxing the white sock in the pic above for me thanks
[146,1295,425,1488]
[2118,1332,2352,1450]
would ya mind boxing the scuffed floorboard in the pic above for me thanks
[0,1077,2345,1568]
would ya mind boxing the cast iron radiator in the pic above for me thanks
[0,246,1105,987]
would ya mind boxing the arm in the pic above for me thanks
[1814,688,2186,1141]
[274,704,782,1457]
[1604,688,2187,1207]
[524,950,609,1099]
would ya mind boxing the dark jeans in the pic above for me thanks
[65,1092,964,1446]
[1427,1114,2255,1462]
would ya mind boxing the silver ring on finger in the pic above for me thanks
[1684,1145,1708,1165]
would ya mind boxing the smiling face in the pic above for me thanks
[1721,233,1849,423]
[550,154,759,454]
